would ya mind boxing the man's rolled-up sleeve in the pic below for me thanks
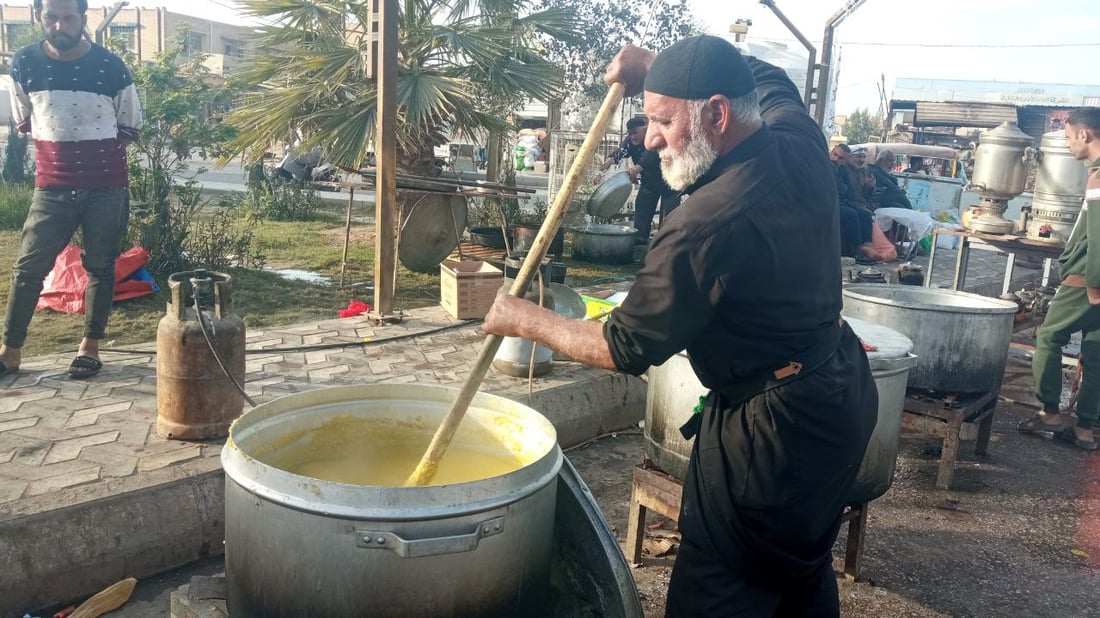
[603,223,721,375]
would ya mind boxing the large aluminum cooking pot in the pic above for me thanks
[970,121,1033,199]
[843,285,1016,394]
[222,384,563,617]
[643,319,916,504]
[844,316,917,504]
[642,351,703,481]
[569,223,636,264]
[1027,130,1090,242]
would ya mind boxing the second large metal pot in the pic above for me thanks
[222,384,562,617]
[842,285,1016,393]
[568,224,636,264]
[643,318,917,504]
[844,316,917,504]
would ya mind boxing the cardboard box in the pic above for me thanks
[440,259,503,319]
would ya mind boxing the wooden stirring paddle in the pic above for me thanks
[405,82,627,486]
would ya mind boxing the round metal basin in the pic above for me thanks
[842,285,1016,393]
[568,224,636,264]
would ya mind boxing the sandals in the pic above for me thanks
[1056,427,1099,451]
[67,355,102,379]
[1018,413,1074,435]
[0,360,18,378]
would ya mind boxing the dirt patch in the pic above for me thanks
[317,225,375,247]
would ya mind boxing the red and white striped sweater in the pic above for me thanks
[9,41,142,189]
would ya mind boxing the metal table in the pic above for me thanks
[925,228,1065,294]
[902,389,998,490]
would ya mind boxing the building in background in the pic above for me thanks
[0,4,253,75]
[889,78,1100,147]
[0,4,253,123]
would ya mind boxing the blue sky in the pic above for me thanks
[106,0,1100,114]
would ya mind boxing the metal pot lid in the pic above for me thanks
[399,194,468,273]
[586,171,634,218]
[1039,130,1072,150]
[981,121,1033,147]
[843,315,913,360]
[549,283,586,320]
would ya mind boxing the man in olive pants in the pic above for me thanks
[1026,107,1100,450]
[0,0,142,380]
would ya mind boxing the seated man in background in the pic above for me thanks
[867,149,912,210]
[831,144,877,261]
[849,147,876,199]
[904,155,929,175]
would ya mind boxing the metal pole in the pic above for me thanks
[94,1,129,45]
[373,0,398,316]
[758,0,817,112]
[341,188,354,287]
[815,0,869,127]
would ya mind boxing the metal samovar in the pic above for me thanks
[1025,130,1090,242]
[967,121,1034,234]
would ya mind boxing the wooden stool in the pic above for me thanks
[625,462,870,580]
[901,390,997,490]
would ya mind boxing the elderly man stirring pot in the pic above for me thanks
[484,36,878,616]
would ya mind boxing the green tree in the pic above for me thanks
[112,29,239,211]
[534,0,699,113]
[0,23,43,74]
[225,0,583,177]
[107,30,252,277]
[844,108,882,145]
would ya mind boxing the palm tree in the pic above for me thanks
[226,0,582,177]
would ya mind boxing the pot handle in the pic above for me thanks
[355,516,504,558]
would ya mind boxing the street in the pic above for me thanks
[180,158,551,206]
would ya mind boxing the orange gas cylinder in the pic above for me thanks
[156,270,246,440]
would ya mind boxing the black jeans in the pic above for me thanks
[3,187,130,347]
[635,185,682,241]
[838,203,873,254]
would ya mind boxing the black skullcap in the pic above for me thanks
[644,35,756,100]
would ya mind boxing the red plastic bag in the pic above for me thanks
[36,245,154,314]
[338,299,371,318]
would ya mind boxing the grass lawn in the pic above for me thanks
[0,209,640,357]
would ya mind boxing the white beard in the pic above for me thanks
[659,112,719,191]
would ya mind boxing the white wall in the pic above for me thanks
[0,74,13,125]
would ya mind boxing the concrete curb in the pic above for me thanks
[0,370,644,615]
[0,469,225,614]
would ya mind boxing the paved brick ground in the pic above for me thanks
[0,303,640,522]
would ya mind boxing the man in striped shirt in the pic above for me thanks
[0,0,142,379]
